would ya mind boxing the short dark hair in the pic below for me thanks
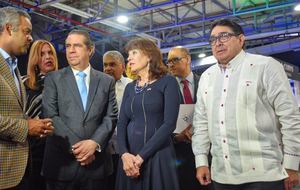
[125,38,167,80]
[210,19,244,35]
[67,29,94,49]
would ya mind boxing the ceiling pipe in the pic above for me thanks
[8,0,127,41]
[160,26,300,53]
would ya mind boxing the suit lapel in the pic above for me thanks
[193,73,200,103]
[0,55,24,108]
[16,68,27,111]
[84,68,100,119]
[65,67,85,112]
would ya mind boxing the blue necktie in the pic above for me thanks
[76,71,87,110]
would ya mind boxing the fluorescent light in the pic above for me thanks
[117,15,128,24]
[295,4,300,11]
[198,53,206,58]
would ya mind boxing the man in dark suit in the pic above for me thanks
[0,7,54,190]
[167,46,211,190]
[42,29,118,190]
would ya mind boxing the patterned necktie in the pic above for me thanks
[76,71,87,110]
[181,79,193,104]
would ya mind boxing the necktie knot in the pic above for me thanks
[181,79,189,86]
[77,71,87,78]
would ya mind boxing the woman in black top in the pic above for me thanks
[22,40,58,190]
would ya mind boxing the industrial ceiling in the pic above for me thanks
[1,0,300,68]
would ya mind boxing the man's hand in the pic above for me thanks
[175,125,192,142]
[121,153,140,178]
[72,140,98,165]
[28,118,54,138]
[284,169,299,190]
[79,154,95,166]
[196,166,211,186]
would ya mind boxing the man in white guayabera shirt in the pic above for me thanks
[192,18,300,190]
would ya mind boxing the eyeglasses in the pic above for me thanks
[167,57,186,66]
[209,32,239,46]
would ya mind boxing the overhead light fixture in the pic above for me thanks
[198,53,206,58]
[117,15,128,24]
[295,4,300,11]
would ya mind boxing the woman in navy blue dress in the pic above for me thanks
[115,38,180,190]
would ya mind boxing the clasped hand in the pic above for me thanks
[72,139,98,166]
[121,153,144,178]
[28,118,54,138]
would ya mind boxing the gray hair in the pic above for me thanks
[0,6,31,33]
[103,50,125,65]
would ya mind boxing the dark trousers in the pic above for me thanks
[107,154,119,190]
[213,180,284,190]
[45,167,108,190]
[174,142,212,190]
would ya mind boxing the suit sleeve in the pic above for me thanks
[42,73,79,142]
[90,77,118,148]
[138,76,180,160]
[0,116,28,143]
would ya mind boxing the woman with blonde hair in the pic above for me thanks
[22,39,58,190]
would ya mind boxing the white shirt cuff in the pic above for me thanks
[195,154,208,168]
[283,154,300,170]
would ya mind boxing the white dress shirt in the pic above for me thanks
[192,50,300,184]
[115,76,132,110]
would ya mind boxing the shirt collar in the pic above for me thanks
[218,50,246,71]
[117,75,126,84]
[178,72,194,84]
[0,48,18,69]
[71,64,91,76]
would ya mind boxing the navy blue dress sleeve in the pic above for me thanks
[117,82,132,155]
[138,76,180,160]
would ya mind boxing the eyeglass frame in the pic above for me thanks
[166,56,186,66]
[209,32,241,46]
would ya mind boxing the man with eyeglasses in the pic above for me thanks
[192,18,300,190]
[167,46,211,190]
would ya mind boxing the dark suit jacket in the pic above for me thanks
[178,72,200,104]
[42,66,118,181]
[0,55,28,189]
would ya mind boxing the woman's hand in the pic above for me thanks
[121,153,140,178]
[134,154,144,168]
